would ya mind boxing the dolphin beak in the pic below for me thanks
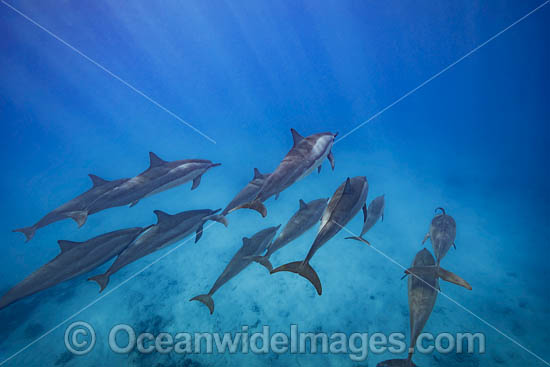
[211,163,222,168]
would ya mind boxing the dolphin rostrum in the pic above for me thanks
[190,225,280,314]
[377,248,471,367]
[89,208,227,292]
[12,175,130,242]
[422,207,456,266]
[0,227,145,310]
[346,194,385,244]
[221,168,270,216]
[271,176,368,295]
[229,129,337,217]
[253,198,328,272]
[13,152,221,242]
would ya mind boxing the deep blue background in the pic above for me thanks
[1,1,548,366]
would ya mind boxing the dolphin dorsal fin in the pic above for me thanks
[290,128,304,146]
[342,177,353,195]
[149,152,166,169]
[153,210,172,224]
[253,168,263,179]
[89,174,109,187]
[299,199,307,210]
[57,240,80,253]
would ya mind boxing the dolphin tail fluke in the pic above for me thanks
[88,274,110,293]
[437,267,472,290]
[207,214,229,227]
[67,211,88,228]
[377,359,417,367]
[229,201,267,217]
[13,226,36,242]
[271,261,322,295]
[344,236,371,245]
[190,294,214,314]
[252,255,273,272]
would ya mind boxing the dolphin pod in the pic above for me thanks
[253,198,328,272]
[190,225,280,314]
[229,128,337,217]
[89,208,228,292]
[271,176,369,295]
[0,227,145,310]
[13,152,221,242]
[377,248,471,367]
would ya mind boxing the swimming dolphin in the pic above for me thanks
[13,152,221,242]
[229,129,337,217]
[221,168,270,216]
[12,175,130,242]
[88,208,227,292]
[422,208,456,265]
[346,194,385,244]
[0,227,145,310]
[271,176,368,295]
[82,152,221,218]
[253,198,328,272]
[377,248,471,367]
[190,225,280,314]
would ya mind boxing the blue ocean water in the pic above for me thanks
[1,1,549,366]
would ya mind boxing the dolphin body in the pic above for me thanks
[230,129,336,217]
[254,198,328,272]
[190,225,280,314]
[346,194,385,243]
[422,208,456,265]
[221,168,270,216]
[0,227,145,310]
[271,176,368,295]
[13,152,221,242]
[89,209,227,292]
[12,175,130,242]
[377,248,471,367]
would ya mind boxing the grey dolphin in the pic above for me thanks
[253,198,328,272]
[377,248,471,367]
[271,176,368,295]
[89,208,227,292]
[12,174,130,242]
[222,168,270,216]
[190,225,280,314]
[84,152,221,217]
[13,152,220,242]
[422,207,456,265]
[346,194,385,243]
[0,227,144,310]
[229,129,336,217]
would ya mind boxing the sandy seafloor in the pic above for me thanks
[1,1,549,366]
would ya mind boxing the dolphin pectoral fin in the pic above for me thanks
[453,243,457,249]
[67,211,88,228]
[191,175,202,190]
[206,214,229,227]
[190,294,214,314]
[422,232,430,244]
[250,255,273,272]
[317,165,322,174]
[345,236,371,246]
[13,226,36,242]
[271,261,322,295]
[229,201,267,217]
[376,359,417,367]
[362,203,368,223]
[129,200,139,208]
[275,193,279,200]
[327,151,335,170]
[195,224,204,243]
[437,267,472,290]
[88,274,110,293]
